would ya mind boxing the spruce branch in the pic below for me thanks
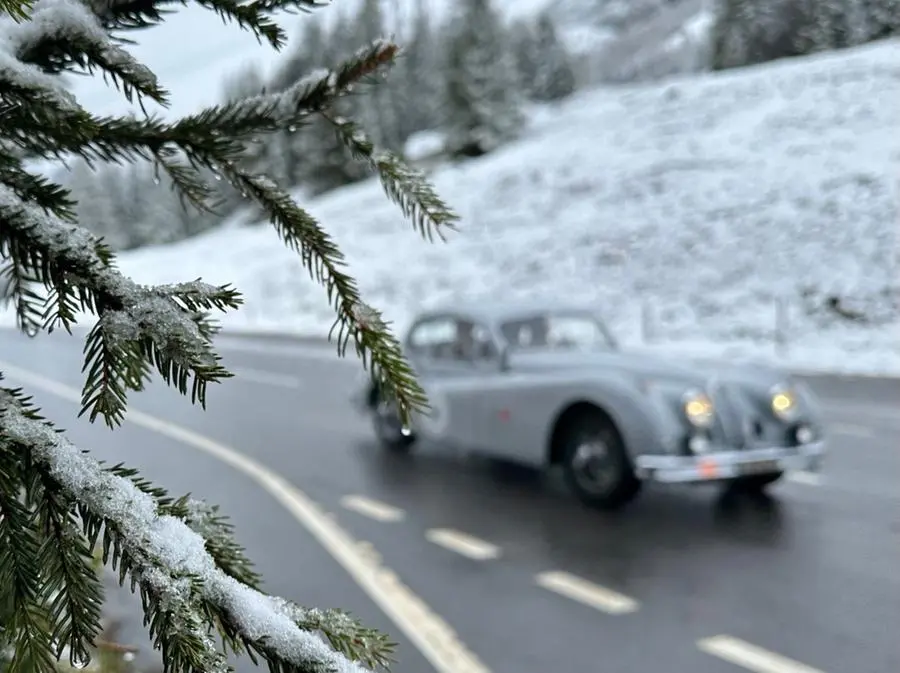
[325,113,459,243]
[0,0,31,22]
[0,389,391,673]
[0,449,57,673]
[217,165,429,418]
[0,254,45,336]
[0,152,78,220]
[85,0,328,44]
[32,470,106,669]
[0,187,242,425]
[7,0,169,108]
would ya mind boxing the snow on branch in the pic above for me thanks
[80,0,333,50]
[205,38,400,128]
[0,391,374,673]
[4,0,168,105]
[0,183,241,424]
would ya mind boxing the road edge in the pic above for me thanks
[1,325,897,383]
[214,328,900,383]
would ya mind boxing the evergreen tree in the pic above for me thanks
[856,0,900,40]
[442,0,525,158]
[795,0,853,51]
[64,162,127,249]
[269,17,331,188]
[531,12,577,102]
[295,13,372,194]
[710,0,899,70]
[709,0,793,70]
[351,0,404,152]
[400,0,444,137]
[0,3,457,673]
[509,18,539,97]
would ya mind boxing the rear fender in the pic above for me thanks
[350,371,377,413]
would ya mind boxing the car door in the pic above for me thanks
[471,317,560,465]
[405,314,491,448]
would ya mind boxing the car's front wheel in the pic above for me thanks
[558,410,641,510]
[370,393,416,453]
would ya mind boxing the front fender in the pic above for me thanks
[545,373,681,460]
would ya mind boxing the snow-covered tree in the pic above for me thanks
[710,0,900,70]
[442,0,526,158]
[509,18,539,97]
[795,0,853,51]
[531,12,577,102]
[709,0,799,70]
[396,0,443,138]
[855,0,900,40]
[0,2,457,673]
[351,0,404,152]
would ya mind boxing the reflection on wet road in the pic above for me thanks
[2,329,897,673]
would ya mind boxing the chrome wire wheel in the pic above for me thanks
[570,438,619,495]
[559,410,641,510]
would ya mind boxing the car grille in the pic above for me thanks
[708,382,790,450]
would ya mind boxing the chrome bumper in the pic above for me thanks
[634,441,826,484]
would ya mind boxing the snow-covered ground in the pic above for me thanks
[7,40,900,376]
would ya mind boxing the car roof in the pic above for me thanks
[414,298,599,325]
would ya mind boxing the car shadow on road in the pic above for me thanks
[352,440,794,576]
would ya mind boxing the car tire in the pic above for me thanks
[731,471,784,492]
[370,392,416,454]
[559,410,641,510]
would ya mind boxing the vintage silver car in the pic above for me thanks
[353,301,827,509]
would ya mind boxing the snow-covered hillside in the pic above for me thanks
[9,40,900,375]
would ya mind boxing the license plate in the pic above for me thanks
[740,459,780,475]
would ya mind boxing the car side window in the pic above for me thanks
[407,317,458,360]
[452,319,497,361]
[408,316,497,362]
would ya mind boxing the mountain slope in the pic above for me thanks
[11,39,899,375]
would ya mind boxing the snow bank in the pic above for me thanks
[7,40,900,376]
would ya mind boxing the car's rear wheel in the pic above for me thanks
[731,471,784,492]
[558,409,641,510]
[371,392,416,453]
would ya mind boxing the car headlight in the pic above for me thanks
[770,384,800,421]
[682,389,715,428]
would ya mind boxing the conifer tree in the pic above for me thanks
[0,2,457,673]
[856,0,900,40]
[531,12,576,102]
[442,0,525,158]
[351,0,404,152]
[509,18,539,97]
[399,0,443,137]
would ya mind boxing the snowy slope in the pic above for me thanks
[9,40,900,376]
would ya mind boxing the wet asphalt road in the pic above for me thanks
[1,328,898,673]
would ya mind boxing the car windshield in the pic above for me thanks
[499,312,614,351]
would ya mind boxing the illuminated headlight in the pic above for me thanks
[682,389,715,428]
[770,384,800,421]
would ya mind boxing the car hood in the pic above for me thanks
[507,349,785,390]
